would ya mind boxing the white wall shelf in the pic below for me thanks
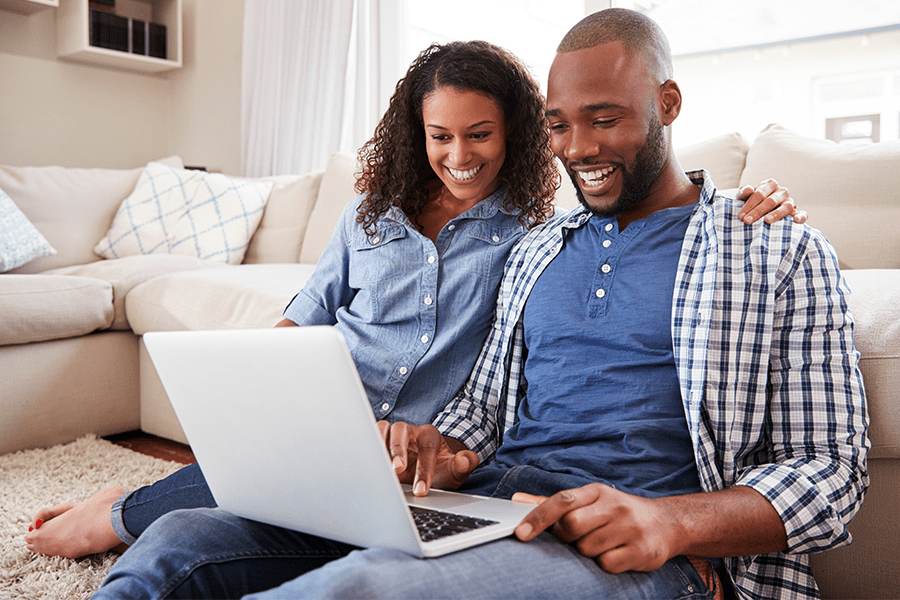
[0,0,58,14]
[56,0,182,74]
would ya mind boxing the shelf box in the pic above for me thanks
[57,0,182,73]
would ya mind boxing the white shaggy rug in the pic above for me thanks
[0,435,184,599]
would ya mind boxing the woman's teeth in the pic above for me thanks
[578,166,615,185]
[448,165,482,181]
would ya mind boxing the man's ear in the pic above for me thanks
[658,79,681,126]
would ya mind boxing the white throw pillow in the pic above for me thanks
[95,162,273,265]
[0,187,57,272]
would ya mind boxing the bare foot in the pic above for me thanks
[25,485,130,558]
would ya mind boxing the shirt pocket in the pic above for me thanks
[348,224,419,322]
[460,222,520,305]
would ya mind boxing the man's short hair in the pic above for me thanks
[557,8,673,82]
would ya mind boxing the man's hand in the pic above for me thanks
[737,178,808,225]
[512,483,676,574]
[377,421,479,496]
[513,483,787,574]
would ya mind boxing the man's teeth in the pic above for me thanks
[448,165,482,181]
[578,166,615,185]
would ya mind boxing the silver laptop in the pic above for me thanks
[143,326,535,558]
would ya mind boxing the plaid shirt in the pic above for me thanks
[434,172,869,600]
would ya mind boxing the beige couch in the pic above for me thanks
[1,152,359,455]
[1,123,897,598]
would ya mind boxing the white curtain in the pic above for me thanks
[241,0,405,177]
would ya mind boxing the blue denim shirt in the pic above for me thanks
[283,188,527,424]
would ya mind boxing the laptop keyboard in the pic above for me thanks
[410,506,499,542]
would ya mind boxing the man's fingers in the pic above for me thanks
[515,486,599,542]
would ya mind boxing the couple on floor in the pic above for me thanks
[28,8,866,600]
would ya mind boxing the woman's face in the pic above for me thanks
[422,87,507,205]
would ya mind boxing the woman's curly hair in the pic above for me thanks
[355,40,559,235]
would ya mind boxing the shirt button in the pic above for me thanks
[420,334,429,344]
[372,237,380,244]
[448,224,456,231]
[424,296,433,305]
[492,235,500,242]
[602,240,611,248]
[601,264,611,273]
[595,288,606,298]
[399,367,408,375]
[381,403,390,411]
[605,223,613,232]
[427,255,436,264]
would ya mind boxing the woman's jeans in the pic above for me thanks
[110,463,216,545]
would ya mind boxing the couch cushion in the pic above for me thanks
[676,131,750,190]
[299,153,358,264]
[0,186,56,272]
[0,156,184,274]
[243,171,324,264]
[0,275,114,345]
[126,264,318,334]
[94,163,273,265]
[45,254,224,330]
[739,124,900,270]
[842,269,900,459]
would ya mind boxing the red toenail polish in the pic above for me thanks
[28,525,33,532]
[35,519,43,529]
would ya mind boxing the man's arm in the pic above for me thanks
[513,483,786,573]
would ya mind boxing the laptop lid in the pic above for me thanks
[143,326,534,558]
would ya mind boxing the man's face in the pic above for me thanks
[546,42,668,218]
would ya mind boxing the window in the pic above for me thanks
[826,115,880,144]
[404,0,900,145]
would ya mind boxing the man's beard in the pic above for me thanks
[570,113,667,218]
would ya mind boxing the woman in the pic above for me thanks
[26,40,799,559]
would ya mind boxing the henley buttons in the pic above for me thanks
[602,240,612,248]
[605,223,614,232]
[596,288,606,298]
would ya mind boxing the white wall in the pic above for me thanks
[0,0,243,174]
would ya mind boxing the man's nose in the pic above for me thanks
[563,125,598,164]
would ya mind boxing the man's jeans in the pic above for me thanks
[93,466,722,599]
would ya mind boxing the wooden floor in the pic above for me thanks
[104,431,196,465]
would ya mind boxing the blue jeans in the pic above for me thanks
[93,466,722,599]
[110,462,216,545]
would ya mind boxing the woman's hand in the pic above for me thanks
[737,178,808,224]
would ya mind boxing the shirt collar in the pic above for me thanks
[386,186,514,225]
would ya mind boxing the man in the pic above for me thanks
[92,9,867,600]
